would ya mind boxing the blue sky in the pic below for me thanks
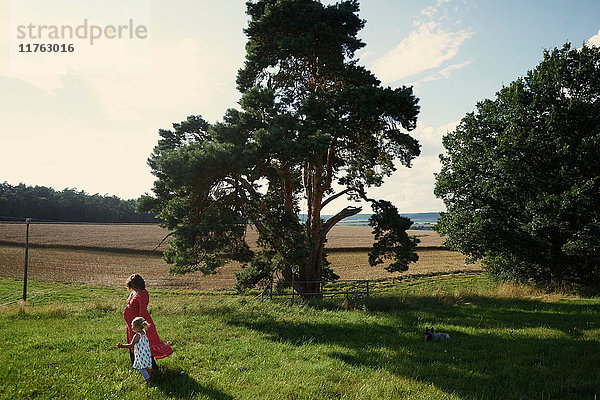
[1,0,599,213]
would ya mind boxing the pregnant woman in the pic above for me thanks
[123,274,173,370]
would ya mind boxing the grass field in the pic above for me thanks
[0,274,598,400]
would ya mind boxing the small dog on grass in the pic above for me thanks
[424,327,450,342]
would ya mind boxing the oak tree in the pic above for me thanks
[435,43,600,286]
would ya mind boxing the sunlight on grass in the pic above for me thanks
[1,274,599,400]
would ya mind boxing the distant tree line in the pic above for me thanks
[0,182,158,223]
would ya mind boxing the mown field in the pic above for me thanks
[1,274,599,400]
[0,222,445,251]
[0,223,467,290]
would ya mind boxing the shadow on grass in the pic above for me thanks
[152,367,233,400]
[208,295,600,400]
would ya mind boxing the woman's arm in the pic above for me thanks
[117,333,140,349]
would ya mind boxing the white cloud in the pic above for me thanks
[83,37,242,122]
[421,0,452,18]
[408,60,472,86]
[421,6,437,18]
[375,155,446,212]
[0,35,244,198]
[409,74,439,86]
[0,126,156,199]
[1,73,66,92]
[1,3,246,200]
[413,121,458,153]
[439,60,471,78]
[1,32,245,199]
[370,121,458,212]
[2,0,152,92]
[588,29,600,47]
[0,11,66,92]
[325,121,458,213]
[372,21,473,85]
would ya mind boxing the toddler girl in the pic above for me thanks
[117,316,154,383]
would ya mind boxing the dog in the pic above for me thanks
[424,327,450,342]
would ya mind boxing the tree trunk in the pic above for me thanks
[300,193,324,296]
[549,231,565,287]
[298,205,362,296]
[297,144,362,296]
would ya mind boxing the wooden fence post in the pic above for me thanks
[22,218,31,302]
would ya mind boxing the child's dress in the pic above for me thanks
[132,332,153,371]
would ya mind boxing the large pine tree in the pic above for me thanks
[140,0,421,293]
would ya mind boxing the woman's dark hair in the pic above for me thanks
[126,274,146,290]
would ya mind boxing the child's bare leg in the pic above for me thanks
[140,368,150,381]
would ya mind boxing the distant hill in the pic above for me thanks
[398,212,440,224]
[301,212,440,228]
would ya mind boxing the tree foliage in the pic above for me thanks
[368,200,419,273]
[0,182,157,223]
[435,43,600,286]
[141,0,421,292]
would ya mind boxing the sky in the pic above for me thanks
[1,0,599,213]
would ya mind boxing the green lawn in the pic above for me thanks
[0,273,598,399]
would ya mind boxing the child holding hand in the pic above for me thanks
[117,317,153,384]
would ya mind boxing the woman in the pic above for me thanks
[123,274,173,369]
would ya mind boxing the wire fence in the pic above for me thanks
[0,216,157,225]
[267,279,370,302]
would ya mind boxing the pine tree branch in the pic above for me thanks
[321,188,353,209]
[321,206,362,236]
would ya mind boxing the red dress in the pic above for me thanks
[123,289,173,359]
